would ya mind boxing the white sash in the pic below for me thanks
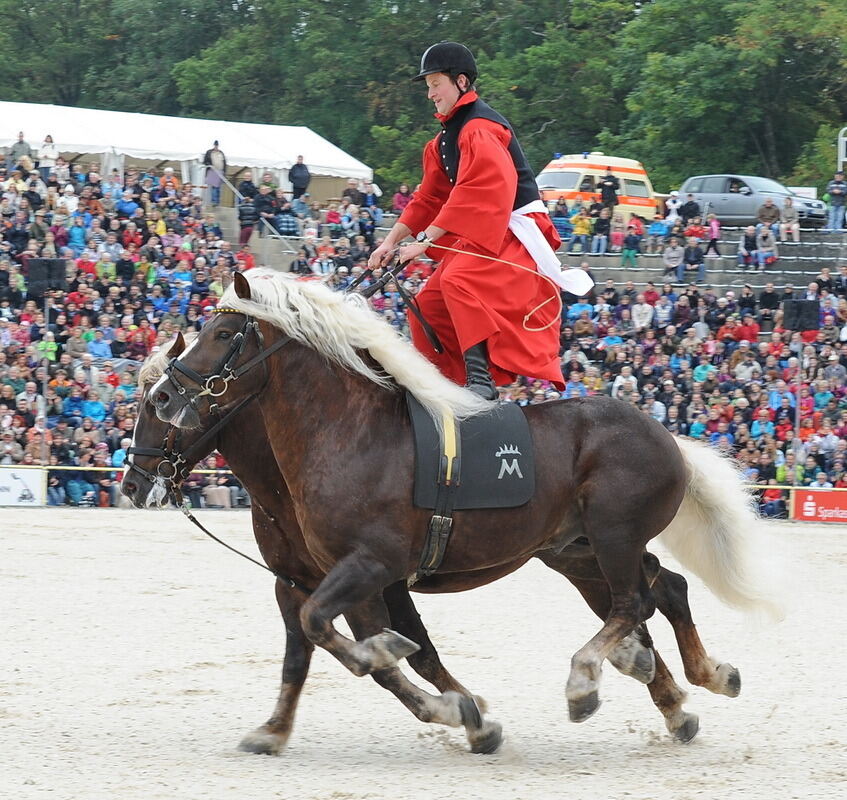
[509,200,595,297]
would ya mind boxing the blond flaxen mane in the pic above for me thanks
[218,269,493,423]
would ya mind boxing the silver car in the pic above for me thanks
[678,174,827,226]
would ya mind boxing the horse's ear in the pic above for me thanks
[171,332,186,357]
[233,271,251,300]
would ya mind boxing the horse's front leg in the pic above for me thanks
[300,554,419,676]
[383,581,488,712]
[239,579,314,755]
[346,595,502,754]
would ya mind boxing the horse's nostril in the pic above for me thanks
[124,481,137,495]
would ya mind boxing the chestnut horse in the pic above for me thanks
[150,270,776,748]
[126,345,750,751]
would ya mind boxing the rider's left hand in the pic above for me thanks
[397,242,428,263]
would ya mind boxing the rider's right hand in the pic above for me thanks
[368,242,395,269]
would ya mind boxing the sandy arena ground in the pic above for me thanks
[2,508,845,800]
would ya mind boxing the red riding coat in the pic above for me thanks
[398,91,564,388]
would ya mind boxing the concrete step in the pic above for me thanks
[209,205,298,271]
[556,251,840,290]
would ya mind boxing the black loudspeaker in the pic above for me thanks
[782,299,820,331]
[27,258,67,299]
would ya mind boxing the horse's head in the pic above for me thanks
[151,273,277,429]
[122,332,196,508]
[123,330,257,508]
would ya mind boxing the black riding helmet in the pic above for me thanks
[412,42,478,84]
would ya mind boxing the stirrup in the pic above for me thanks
[465,378,498,401]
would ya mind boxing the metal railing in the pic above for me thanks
[203,166,301,258]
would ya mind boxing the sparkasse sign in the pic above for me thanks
[792,490,847,523]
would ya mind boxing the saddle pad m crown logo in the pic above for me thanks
[495,444,523,480]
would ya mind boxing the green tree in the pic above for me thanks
[85,0,250,115]
[0,0,116,106]
[785,123,846,190]
[602,0,847,190]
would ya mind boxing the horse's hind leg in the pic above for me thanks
[346,596,503,754]
[383,581,488,712]
[239,580,314,755]
[538,547,656,684]
[538,549,698,741]
[653,567,741,697]
[565,510,659,723]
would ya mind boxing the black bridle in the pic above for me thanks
[134,308,290,492]
[160,309,291,414]
[126,393,255,494]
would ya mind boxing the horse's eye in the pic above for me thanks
[218,331,231,340]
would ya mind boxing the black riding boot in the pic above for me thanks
[463,343,498,401]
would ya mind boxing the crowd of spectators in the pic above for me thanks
[2,132,846,517]
[491,265,847,517]
[0,136,254,507]
[551,191,792,282]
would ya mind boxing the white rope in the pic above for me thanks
[409,240,563,332]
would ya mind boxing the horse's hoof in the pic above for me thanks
[468,720,503,754]
[670,712,699,743]
[608,635,656,684]
[356,629,421,673]
[630,646,656,684]
[238,728,287,755]
[472,694,489,714]
[568,691,601,723]
[719,664,741,698]
[380,628,421,661]
[457,694,483,730]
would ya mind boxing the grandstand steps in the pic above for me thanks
[212,204,846,289]
[560,254,841,291]
[557,229,847,291]
[212,205,293,271]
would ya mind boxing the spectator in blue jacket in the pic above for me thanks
[87,330,111,359]
[82,392,107,422]
[567,297,594,321]
[646,215,668,253]
[115,191,140,218]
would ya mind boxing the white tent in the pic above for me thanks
[0,100,372,185]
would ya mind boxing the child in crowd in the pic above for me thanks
[620,225,641,268]
[609,213,626,252]
[704,213,722,257]
[646,215,667,254]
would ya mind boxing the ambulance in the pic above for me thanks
[535,152,658,220]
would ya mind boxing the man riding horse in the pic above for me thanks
[369,42,593,400]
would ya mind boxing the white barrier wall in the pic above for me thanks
[0,467,46,507]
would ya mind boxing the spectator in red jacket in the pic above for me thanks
[735,313,761,342]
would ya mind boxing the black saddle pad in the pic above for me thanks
[407,393,535,510]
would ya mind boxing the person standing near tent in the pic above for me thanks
[368,42,592,399]
[289,155,311,199]
[203,141,227,206]
[37,134,59,183]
